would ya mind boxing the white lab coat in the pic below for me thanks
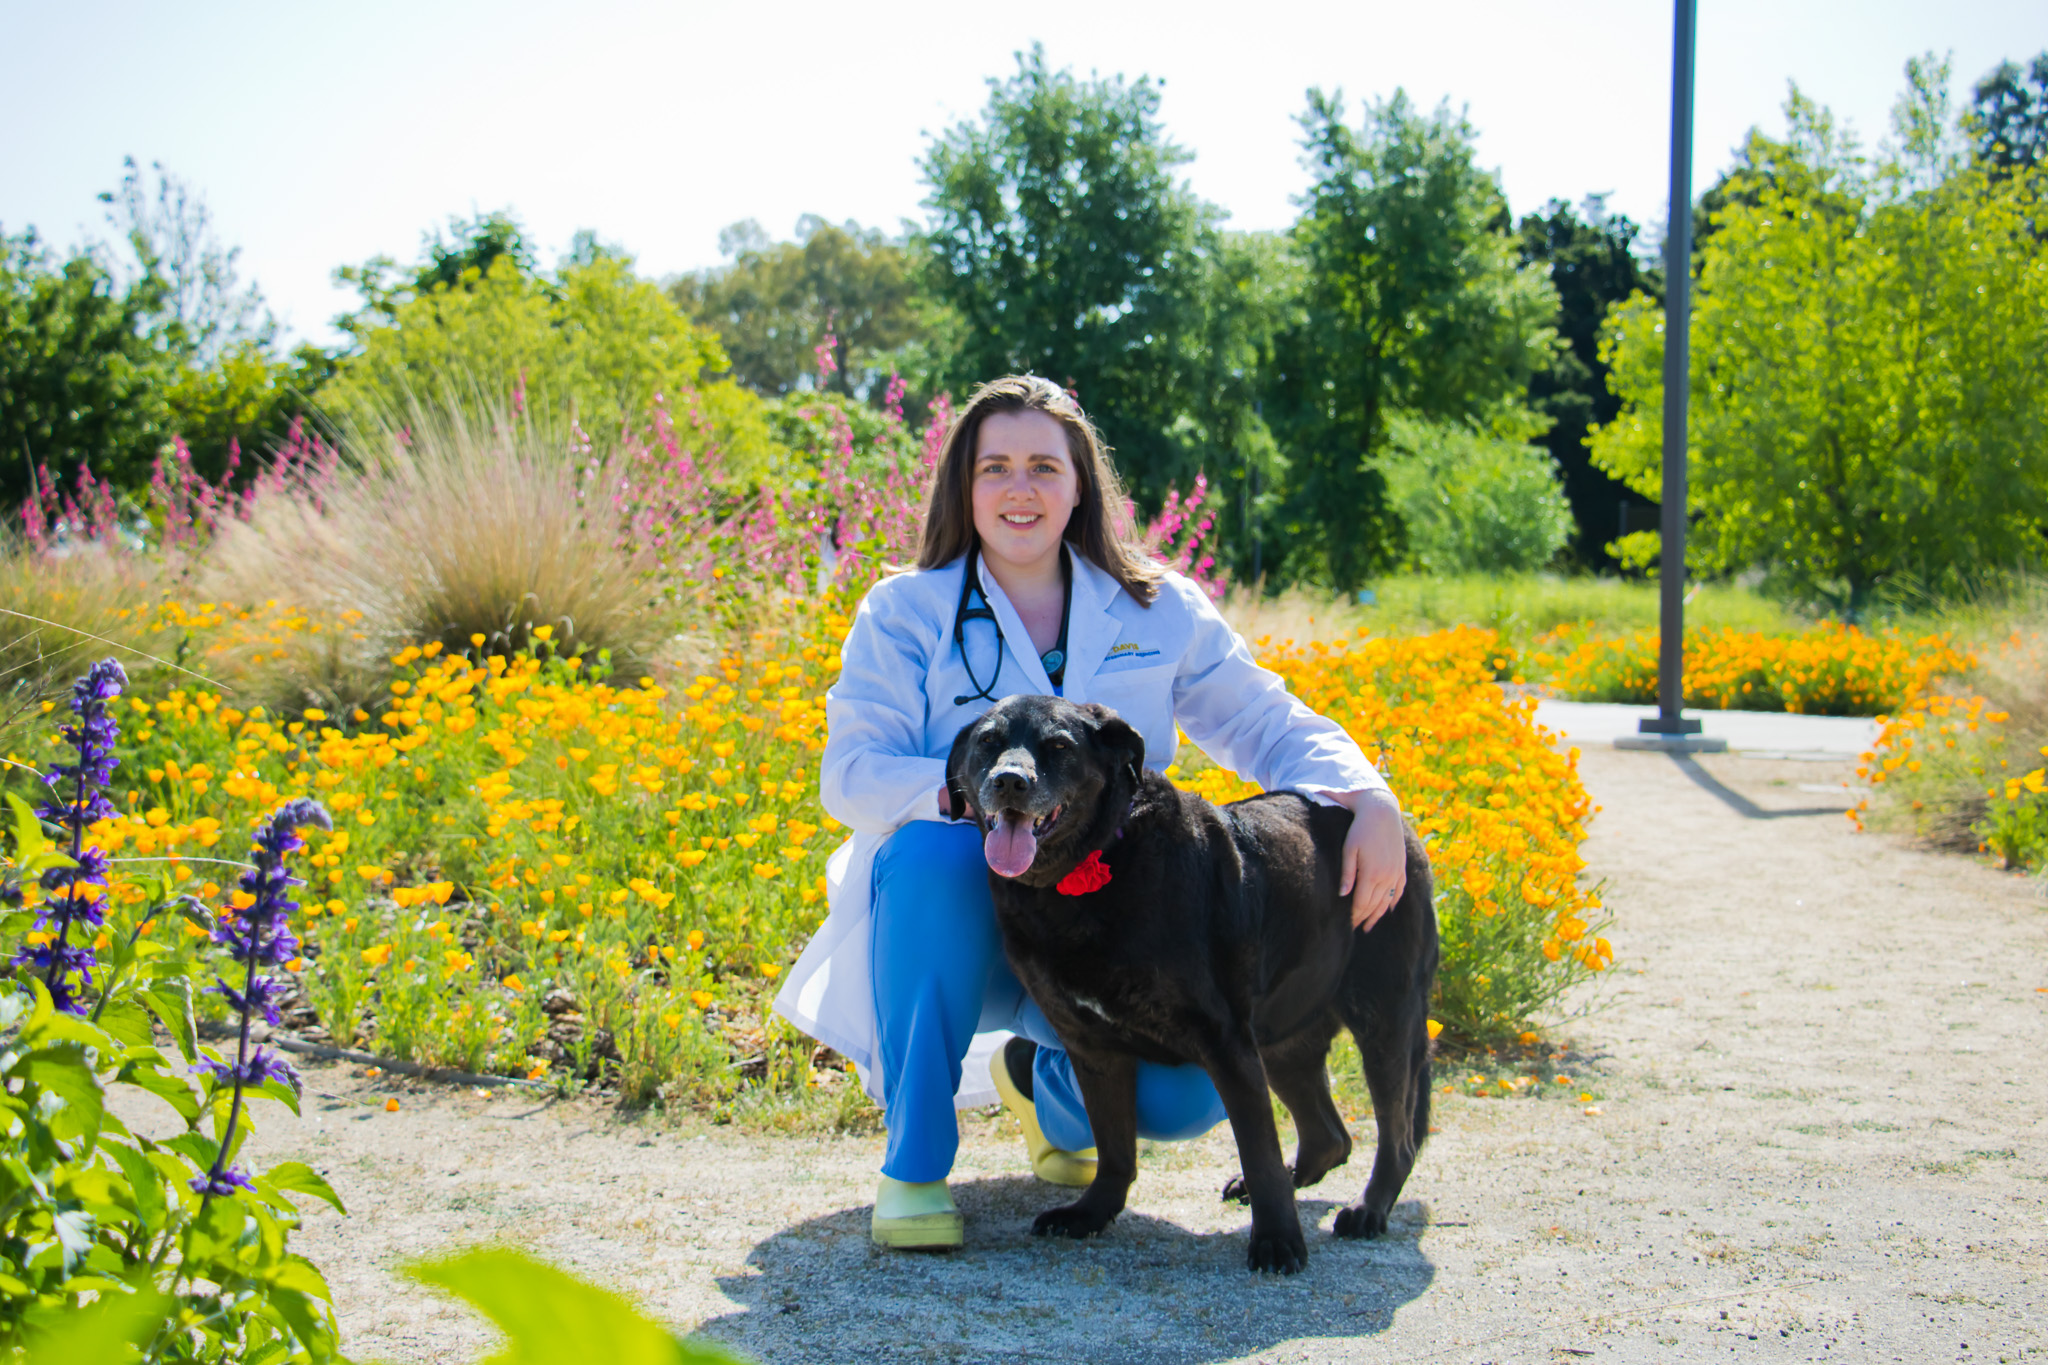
[772,550,1390,1107]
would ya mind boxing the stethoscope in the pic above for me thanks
[952,540,1072,707]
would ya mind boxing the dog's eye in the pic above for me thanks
[1047,737,1071,751]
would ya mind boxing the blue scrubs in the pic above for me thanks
[870,818,1227,1183]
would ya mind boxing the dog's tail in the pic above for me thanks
[1410,1050,1433,1153]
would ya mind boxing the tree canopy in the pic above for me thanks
[1516,197,1659,565]
[324,223,772,467]
[917,45,1248,509]
[1258,90,1558,589]
[1590,60,2048,612]
[671,217,919,401]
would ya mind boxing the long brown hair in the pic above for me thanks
[915,375,1163,606]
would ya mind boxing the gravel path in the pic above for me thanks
[184,747,2045,1363]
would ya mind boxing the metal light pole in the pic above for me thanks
[1619,0,1726,754]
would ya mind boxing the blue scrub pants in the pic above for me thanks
[871,819,1227,1183]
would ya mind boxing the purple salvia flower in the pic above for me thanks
[208,973,288,1026]
[19,658,124,1013]
[194,797,328,1204]
[188,1167,253,1197]
[194,1044,300,1091]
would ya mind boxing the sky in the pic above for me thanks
[5,1,2043,349]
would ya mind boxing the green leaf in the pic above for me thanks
[159,1130,219,1172]
[138,980,198,1062]
[17,1047,104,1142]
[115,1058,201,1124]
[95,998,154,1050]
[408,1246,740,1364]
[18,1284,166,1360]
[107,1138,166,1227]
[269,1254,334,1301]
[260,1161,347,1216]
[5,792,73,878]
[253,1074,302,1117]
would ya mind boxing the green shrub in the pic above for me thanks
[1378,413,1573,575]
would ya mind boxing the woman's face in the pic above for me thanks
[970,409,1081,576]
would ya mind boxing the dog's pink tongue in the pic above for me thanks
[985,812,1038,879]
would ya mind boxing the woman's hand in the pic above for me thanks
[1333,787,1407,933]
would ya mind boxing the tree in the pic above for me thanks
[1970,50,2048,176]
[1516,197,1660,566]
[0,229,175,508]
[1377,412,1573,575]
[1259,90,1558,589]
[917,46,1248,510]
[99,156,273,367]
[323,242,773,469]
[1590,63,2048,613]
[671,217,920,401]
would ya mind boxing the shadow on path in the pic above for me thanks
[1667,755,1852,820]
[694,1176,1436,1364]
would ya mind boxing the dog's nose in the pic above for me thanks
[990,766,1034,799]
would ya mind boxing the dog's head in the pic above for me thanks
[945,695,1147,888]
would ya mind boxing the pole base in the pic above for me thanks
[1614,734,1729,754]
[1637,714,1704,735]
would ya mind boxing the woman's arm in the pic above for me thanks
[1168,578,1389,801]
[1166,578,1407,931]
[819,582,949,834]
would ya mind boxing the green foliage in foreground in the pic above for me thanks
[408,1247,741,1364]
[1,796,346,1363]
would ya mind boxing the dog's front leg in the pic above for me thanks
[1205,1034,1307,1274]
[1031,1049,1137,1241]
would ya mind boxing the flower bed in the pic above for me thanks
[1536,623,1973,716]
[14,609,1609,1104]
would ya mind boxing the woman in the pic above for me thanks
[773,375,1408,1250]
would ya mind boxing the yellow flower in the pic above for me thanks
[1425,1019,1443,1041]
[691,991,715,1010]
[532,625,554,642]
[760,962,781,979]
[361,944,394,967]
[751,862,781,880]
[501,974,525,992]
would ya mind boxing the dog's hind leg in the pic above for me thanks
[1332,1003,1430,1241]
[1224,1023,1350,1203]
[1031,1049,1139,1242]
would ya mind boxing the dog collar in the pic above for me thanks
[1056,849,1111,896]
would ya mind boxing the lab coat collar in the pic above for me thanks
[970,546,1128,698]
[1058,553,1128,703]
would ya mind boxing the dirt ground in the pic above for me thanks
[155,748,2045,1363]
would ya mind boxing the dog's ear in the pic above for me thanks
[944,719,980,822]
[1082,704,1146,787]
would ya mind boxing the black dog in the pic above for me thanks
[946,694,1438,1273]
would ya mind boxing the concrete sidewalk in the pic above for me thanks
[1533,698,1881,759]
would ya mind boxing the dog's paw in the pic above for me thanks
[1220,1175,1251,1205]
[1331,1203,1389,1240]
[1246,1226,1308,1274]
[1032,1203,1112,1240]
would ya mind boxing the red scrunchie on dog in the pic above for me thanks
[1056,849,1112,896]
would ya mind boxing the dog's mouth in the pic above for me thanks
[984,803,1063,879]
